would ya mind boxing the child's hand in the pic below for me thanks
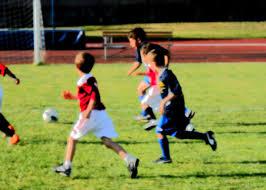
[15,78,20,85]
[62,90,76,100]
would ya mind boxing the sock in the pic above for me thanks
[175,130,206,141]
[124,153,136,165]
[145,106,156,119]
[158,136,170,160]
[64,160,72,169]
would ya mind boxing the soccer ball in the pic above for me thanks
[42,108,58,123]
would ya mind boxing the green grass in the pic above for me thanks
[0,63,266,190]
[83,22,266,39]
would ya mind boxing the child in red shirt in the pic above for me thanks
[0,63,20,145]
[54,52,139,178]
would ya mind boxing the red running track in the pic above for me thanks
[1,39,266,64]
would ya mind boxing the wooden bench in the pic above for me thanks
[102,31,172,60]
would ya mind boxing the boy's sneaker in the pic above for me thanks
[134,115,150,122]
[154,157,172,164]
[127,158,139,179]
[53,164,72,177]
[143,119,158,131]
[9,134,20,145]
[206,131,217,151]
[185,123,196,132]
[187,111,195,120]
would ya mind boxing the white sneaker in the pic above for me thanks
[143,119,158,131]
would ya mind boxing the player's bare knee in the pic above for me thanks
[68,136,77,144]
[157,133,163,139]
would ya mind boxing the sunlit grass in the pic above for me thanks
[0,63,265,190]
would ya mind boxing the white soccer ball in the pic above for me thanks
[42,108,58,123]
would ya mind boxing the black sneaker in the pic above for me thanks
[154,157,172,164]
[206,131,217,151]
[143,119,158,131]
[127,158,139,179]
[53,164,71,177]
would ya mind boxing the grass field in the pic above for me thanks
[83,22,266,39]
[0,63,265,190]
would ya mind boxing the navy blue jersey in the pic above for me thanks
[159,69,185,117]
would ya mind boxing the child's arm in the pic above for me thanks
[5,67,20,85]
[127,61,141,76]
[62,90,77,100]
[82,98,95,119]
[132,71,146,76]
[160,93,176,115]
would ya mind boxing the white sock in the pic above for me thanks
[124,153,136,165]
[64,160,72,169]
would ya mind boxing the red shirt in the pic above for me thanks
[0,64,7,76]
[77,74,105,112]
[146,67,157,86]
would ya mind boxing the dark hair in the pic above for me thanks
[75,52,95,73]
[141,42,155,55]
[148,49,165,67]
[128,27,147,42]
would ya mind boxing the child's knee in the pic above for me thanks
[68,136,77,144]
[157,133,164,139]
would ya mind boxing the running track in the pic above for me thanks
[1,39,266,64]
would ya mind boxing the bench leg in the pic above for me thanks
[103,36,108,60]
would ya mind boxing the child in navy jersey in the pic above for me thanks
[54,52,139,178]
[145,49,217,163]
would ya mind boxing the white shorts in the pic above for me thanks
[141,86,161,112]
[70,110,118,140]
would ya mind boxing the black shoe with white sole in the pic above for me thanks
[206,131,217,151]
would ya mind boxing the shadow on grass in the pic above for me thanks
[17,137,204,146]
[72,171,266,180]
[203,160,266,164]
[217,131,266,134]
[140,172,266,179]
[78,140,202,145]
[216,122,266,127]
[173,160,266,165]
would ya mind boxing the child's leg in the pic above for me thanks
[101,136,132,159]
[0,113,14,136]
[174,130,206,141]
[137,80,149,101]
[64,136,78,168]
[141,103,156,120]
[174,130,217,151]
[0,113,20,144]
[101,136,139,178]
[156,133,171,161]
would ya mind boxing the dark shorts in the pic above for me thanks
[156,114,189,136]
